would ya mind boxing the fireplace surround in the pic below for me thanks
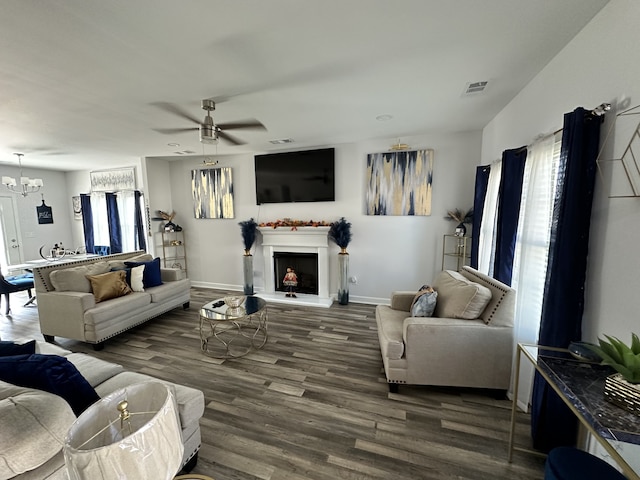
[257,226,332,307]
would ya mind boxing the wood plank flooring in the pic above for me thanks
[1,288,545,479]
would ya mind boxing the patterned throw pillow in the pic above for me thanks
[410,285,438,317]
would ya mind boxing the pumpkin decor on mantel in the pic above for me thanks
[239,218,258,295]
[587,333,640,415]
[328,217,352,305]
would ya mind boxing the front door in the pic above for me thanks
[0,196,23,272]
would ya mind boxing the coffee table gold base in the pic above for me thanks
[199,297,268,359]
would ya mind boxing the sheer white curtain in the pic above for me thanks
[477,160,502,275]
[90,192,109,247]
[510,132,562,409]
[116,190,136,252]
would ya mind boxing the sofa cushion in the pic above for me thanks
[84,292,151,326]
[65,353,124,387]
[0,354,99,416]
[145,278,191,304]
[410,286,437,317]
[107,253,153,271]
[49,261,110,293]
[0,382,75,479]
[125,257,163,288]
[0,340,36,357]
[86,270,132,302]
[433,270,492,320]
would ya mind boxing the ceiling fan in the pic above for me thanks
[153,99,266,146]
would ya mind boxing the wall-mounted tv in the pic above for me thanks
[254,147,335,204]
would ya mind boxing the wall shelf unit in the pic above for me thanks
[161,230,187,276]
[442,234,471,271]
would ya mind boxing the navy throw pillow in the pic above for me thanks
[125,257,163,288]
[0,340,36,357]
[0,353,99,416]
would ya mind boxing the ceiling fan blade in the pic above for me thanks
[151,102,201,124]
[216,119,266,131]
[153,127,199,135]
[217,130,246,146]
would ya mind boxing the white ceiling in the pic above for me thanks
[0,0,609,171]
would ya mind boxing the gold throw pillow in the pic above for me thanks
[86,270,132,303]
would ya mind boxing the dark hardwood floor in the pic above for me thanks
[1,288,545,479]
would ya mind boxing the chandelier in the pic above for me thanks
[2,153,43,197]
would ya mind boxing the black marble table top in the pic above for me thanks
[535,350,640,444]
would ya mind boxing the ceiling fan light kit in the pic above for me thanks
[155,98,266,146]
[2,153,44,197]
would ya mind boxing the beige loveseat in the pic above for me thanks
[32,251,190,349]
[375,266,515,392]
[0,341,204,480]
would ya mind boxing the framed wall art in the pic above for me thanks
[90,167,136,192]
[191,167,235,219]
[365,149,433,216]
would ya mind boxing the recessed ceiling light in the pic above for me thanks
[269,138,294,144]
[376,114,393,122]
[167,143,180,147]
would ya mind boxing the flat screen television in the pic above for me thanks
[254,148,335,204]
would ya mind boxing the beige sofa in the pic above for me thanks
[32,251,190,349]
[0,341,204,480]
[375,266,515,392]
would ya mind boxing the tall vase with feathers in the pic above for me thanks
[328,217,352,305]
[239,218,258,295]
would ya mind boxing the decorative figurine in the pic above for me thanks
[283,267,298,298]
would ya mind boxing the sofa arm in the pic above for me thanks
[37,291,96,340]
[390,291,415,311]
[161,268,184,282]
[402,317,514,389]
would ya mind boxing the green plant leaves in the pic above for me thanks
[587,334,640,384]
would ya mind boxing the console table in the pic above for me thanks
[509,344,640,479]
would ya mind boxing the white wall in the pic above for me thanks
[0,165,74,261]
[161,130,481,303]
[481,0,640,343]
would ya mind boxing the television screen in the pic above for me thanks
[255,148,335,204]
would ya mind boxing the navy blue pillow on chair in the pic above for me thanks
[125,257,163,288]
[0,353,99,416]
[0,340,36,357]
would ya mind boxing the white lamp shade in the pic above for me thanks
[64,382,184,480]
[2,176,16,186]
[20,176,30,185]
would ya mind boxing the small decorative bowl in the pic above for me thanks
[224,296,245,308]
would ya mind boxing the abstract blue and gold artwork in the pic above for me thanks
[191,167,235,219]
[365,149,433,215]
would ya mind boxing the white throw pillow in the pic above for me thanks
[130,265,145,292]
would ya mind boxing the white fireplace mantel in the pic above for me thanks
[257,227,332,307]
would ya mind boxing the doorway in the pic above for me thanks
[0,196,23,273]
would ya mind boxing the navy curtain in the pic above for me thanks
[470,165,490,269]
[105,193,123,254]
[134,190,147,251]
[492,147,527,286]
[80,194,94,253]
[531,107,603,452]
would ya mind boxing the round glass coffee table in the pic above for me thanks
[199,296,268,358]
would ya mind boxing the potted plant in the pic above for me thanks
[238,218,258,295]
[587,334,640,414]
[328,218,352,305]
[445,208,473,236]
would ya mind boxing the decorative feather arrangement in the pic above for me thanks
[445,208,473,224]
[239,218,258,252]
[328,217,352,249]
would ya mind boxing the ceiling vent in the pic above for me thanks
[269,138,294,144]
[463,81,489,96]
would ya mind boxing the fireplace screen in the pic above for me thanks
[274,252,318,295]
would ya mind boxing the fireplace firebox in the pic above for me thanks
[274,252,318,295]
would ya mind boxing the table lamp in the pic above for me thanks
[64,382,184,480]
